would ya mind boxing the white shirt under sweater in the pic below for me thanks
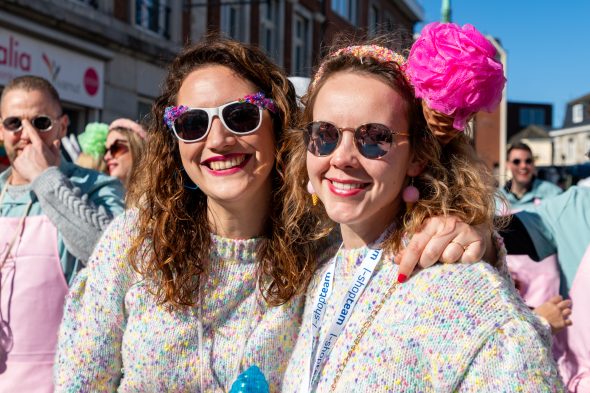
[282,246,564,393]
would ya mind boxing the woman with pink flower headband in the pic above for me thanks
[282,23,563,392]
[104,118,147,189]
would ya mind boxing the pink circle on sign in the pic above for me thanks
[84,67,99,96]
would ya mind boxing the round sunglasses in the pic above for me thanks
[304,121,410,159]
[1,115,60,133]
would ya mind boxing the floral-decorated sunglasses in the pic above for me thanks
[164,92,277,142]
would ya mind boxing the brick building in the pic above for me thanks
[0,0,422,132]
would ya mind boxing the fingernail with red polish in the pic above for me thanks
[397,273,407,283]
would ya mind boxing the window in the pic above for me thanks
[292,11,312,77]
[135,0,170,38]
[384,11,395,32]
[221,1,249,42]
[573,104,584,124]
[368,4,379,36]
[73,0,98,8]
[331,0,357,24]
[260,0,283,64]
[519,107,546,126]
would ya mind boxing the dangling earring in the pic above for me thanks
[307,180,319,206]
[402,177,419,211]
[180,168,199,190]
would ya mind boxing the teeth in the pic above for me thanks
[209,156,246,170]
[331,181,364,190]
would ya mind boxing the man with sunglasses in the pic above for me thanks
[499,142,562,212]
[0,75,124,391]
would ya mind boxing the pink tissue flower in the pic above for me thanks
[406,22,506,130]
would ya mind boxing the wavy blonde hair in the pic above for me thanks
[126,37,318,307]
[281,36,498,256]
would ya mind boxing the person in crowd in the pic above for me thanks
[55,37,498,392]
[75,122,109,172]
[499,142,562,212]
[0,75,124,392]
[282,23,562,391]
[104,118,147,189]
[504,186,590,392]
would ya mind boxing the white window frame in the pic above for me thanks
[260,0,284,66]
[134,0,171,38]
[573,103,584,124]
[368,3,380,36]
[221,0,251,42]
[331,0,358,24]
[292,6,313,77]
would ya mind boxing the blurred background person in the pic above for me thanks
[75,122,108,172]
[499,142,562,212]
[104,118,146,189]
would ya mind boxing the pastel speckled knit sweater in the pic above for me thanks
[54,211,303,392]
[283,246,564,392]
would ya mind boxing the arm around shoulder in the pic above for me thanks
[31,166,125,261]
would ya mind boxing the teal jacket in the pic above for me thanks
[516,186,590,296]
[499,177,562,211]
[0,161,125,284]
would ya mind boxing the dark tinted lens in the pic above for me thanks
[306,122,340,156]
[108,141,129,158]
[222,102,260,134]
[356,124,393,159]
[175,110,209,141]
[32,116,53,131]
[2,117,22,131]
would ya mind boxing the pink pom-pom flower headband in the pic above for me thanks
[311,23,506,138]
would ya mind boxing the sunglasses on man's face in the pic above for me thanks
[511,158,533,166]
[1,115,59,133]
[104,140,129,159]
[304,121,410,159]
[164,92,277,143]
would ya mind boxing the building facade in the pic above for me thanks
[551,94,590,165]
[0,0,422,134]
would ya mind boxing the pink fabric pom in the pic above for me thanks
[406,22,506,130]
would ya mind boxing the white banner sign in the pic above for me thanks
[0,28,104,108]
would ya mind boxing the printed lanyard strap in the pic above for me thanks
[303,235,387,392]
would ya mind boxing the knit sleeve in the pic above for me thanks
[54,213,136,392]
[32,166,125,262]
[458,317,564,392]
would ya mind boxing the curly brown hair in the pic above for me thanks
[280,36,498,256]
[126,36,318,307]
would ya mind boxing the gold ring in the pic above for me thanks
[451,240,468,252]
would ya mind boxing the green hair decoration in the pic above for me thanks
[78,122,109,158]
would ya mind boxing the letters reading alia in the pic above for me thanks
[0,36,32,71]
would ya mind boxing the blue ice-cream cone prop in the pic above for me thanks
[229,365,269,393]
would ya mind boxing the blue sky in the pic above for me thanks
[416,0,590,128]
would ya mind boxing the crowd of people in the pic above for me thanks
[0,21,587,393]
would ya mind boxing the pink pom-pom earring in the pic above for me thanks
[402,178,420,210]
